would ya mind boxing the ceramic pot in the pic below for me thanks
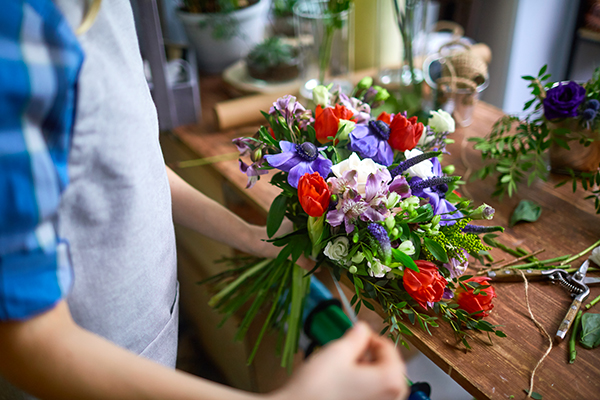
[178,0,270,74]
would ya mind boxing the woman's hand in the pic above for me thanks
[270,322,408,400]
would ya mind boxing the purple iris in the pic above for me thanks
[409,159,463,225]
[264,141,332,188]
[348,120,394,166]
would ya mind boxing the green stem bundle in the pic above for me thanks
[569,310,583,363]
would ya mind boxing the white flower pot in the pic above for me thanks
[177,0,270,74]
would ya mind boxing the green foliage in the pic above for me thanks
[247,37,296,70]
[470,65,600,213]
[580,312,600,349]
[509,200,542,227]
[272,0,298,16]
[184,0,259,40]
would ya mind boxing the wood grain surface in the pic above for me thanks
[171,76,600,400]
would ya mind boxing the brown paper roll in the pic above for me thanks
[214,89,298,131]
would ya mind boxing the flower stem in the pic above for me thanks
[318,23,335,85]
[586,294,600,310]
[509,255,571,269]
[560,239,600,266]
[569,310,582,363]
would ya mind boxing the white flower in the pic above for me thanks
[590,246,600,266]
[403,149,434,179]
[323,237,350,262]
[331,152,390,195]
[337,119,356,141]
[386,192,401,209]
[398,240,415,256]
[313,85,330,107]
[428,109,455,133]
[367,258,391,278]
[400,196,420,211]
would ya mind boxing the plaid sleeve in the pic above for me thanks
[0,0,83,320]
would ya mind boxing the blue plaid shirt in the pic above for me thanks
[0,0,83,320]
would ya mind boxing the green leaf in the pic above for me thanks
[266,194,287,238]
[538,64,548,77]
[424,237,449,263]
[580,313,600,349]
[521,75,535,81]
[524,390,543,400]
[392,249,419,272]
[509,200,542,227]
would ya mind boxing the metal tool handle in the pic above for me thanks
[555,298,583,343]
[487,268,546,282]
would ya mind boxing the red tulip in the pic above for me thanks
[315,104,354,144]
[388,114,424,151]
[298,172,330,217]
[455,276,496,318]
[403,260,446,309]
[377,111,392,124]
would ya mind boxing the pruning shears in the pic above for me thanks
[487,260,600,342]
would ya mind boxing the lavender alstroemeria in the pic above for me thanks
[389,175,411,199]
[443,250,469,279]
[269,95,312,129]
[326,189,368,234]
[336,92,371,124]
[348,120,394,166]
[239,159,268,189]
[360,168,391,222]
[264,141,332,188]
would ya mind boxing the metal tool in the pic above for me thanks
[488,261,598,342]
[329,269,358,325]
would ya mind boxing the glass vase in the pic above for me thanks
[377,0,430,90]
[293,0,354,99]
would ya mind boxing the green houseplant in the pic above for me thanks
[246,37,300,82]
[470,65,600,213]
[178,0,270,73]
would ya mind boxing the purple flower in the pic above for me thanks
[326,190,368,234]
[239,159,268,189]
[335,92,371,124]
[232,137,254,156]
[264,141,332,188]
[389,175,412,199]
[543,81,586,120]
[443,250,469,279]
[269,95,312,129]
[348,120,394,166]
[368,223,392,263]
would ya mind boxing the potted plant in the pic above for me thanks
[246,37,300,82]
[178,0,270,74]
[470,65,600,213]
[270,0,298,36]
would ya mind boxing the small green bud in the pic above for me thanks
[432,215,441,225]
[330,194,338,203]
[251,147,262,162]
[349,265,358,274]
[442,164,455,175]
[373,86,390,102]
[471,203,496,220]
[357,76,373,89]
[337,119,356,141]
[353,232,359,243]
[385,215,395,230]
[391,228,400,239]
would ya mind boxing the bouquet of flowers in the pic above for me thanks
[470,65,600,213]
[205,79,505,369]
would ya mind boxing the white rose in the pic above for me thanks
[428,109,455,133]
[590,246,600,266]
[403,149,434,179]
[367,258,391,278]
[323,237,350,262]
[331,152,390,195]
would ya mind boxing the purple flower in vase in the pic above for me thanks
[543,81,586,120]
[264,141,332,188]
[348,120,394,166]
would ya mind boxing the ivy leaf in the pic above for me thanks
[266,194,287,237]
[580,313,600,349]
[424,237,449,263]
[509,200,542,227]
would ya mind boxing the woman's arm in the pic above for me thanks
[167,167,282,260]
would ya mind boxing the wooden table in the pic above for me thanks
[169,76,600,400]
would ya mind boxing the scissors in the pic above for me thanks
[488,260,600,342]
